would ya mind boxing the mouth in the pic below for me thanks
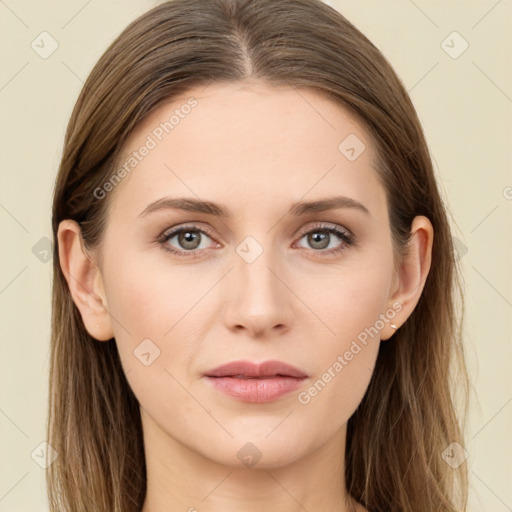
[204,359,308,379]
[204,360,308,403]
[224,375,290,379]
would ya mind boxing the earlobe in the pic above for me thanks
[57,219,114,342]
[380,215,434,341]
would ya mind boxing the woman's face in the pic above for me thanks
[96,81,401,468]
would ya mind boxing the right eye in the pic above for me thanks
[158,224,220,258]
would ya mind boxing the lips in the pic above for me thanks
[204,360,308,403]
[204,360,308,379]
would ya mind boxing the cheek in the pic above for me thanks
[300,253,393,345]
[101,252,207,432]
[101,248,208,377]
[293,258,392,424]
[103,245,208,336]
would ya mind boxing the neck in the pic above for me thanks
[140,409,359,512]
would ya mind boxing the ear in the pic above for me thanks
[380,215,434,341]
[57,219,114,341]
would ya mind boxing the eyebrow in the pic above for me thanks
[138,195,370,218]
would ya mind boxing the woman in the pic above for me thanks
[47,0,469,510]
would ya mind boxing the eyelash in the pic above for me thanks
[157,222,356,259]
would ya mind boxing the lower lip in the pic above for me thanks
[205,376,306,403]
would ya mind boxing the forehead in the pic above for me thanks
[107,81,383,221]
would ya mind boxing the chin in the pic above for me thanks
[196,427,316,470]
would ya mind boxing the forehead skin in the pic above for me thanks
[102,81,388,251]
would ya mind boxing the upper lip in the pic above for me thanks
[204,359,308,379]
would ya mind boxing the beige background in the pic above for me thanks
[0,1,510,510]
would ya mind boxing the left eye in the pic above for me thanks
[295,225,354,253]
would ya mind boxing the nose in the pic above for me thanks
[222,244,293,338]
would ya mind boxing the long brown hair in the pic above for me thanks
[48,0,469,510]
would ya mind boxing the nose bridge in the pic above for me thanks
[223,234,292,335]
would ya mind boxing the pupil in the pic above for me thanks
[180,231,200,249]
[309,231,329,249]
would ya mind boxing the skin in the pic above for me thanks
[58,81,433,512]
